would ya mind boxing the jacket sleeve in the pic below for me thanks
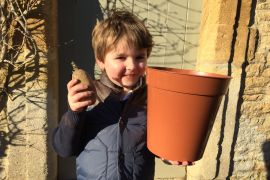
[52,108,86,157]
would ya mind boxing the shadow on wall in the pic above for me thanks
[0,0,47,176]
[214,0,258,178]
[262,141,270,179]
[102,0,201,68]
[57,0,103,179]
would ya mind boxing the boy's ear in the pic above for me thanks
[96,59,105,70]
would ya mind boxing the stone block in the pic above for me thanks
[262,67,270,77]
[244,87,265,96]
[243,94,263,101]
[245,77,269,88]
[218,0,238,24]
[238,0,253,26]
[233,26,249,67]
[218,11,238,25]
[215,25,235,62]
[256,11,270,21]
[245,64,264,77]
[259,23,270,33]
[254,51,268,63]
[197,23,219,51]
[257,2,270,10]
[197,24,234,64]
[241,102,270,118]
[247,28,258,62]
[259,34,270,48]
[200,0,221,26]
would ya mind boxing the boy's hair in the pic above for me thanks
[92,9,154,62]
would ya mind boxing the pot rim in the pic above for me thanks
[147,66,232,79]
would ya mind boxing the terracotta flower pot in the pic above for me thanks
[146,67,231,162]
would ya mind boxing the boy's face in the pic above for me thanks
[97,39,147,92]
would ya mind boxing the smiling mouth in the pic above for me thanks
[125,74,137,77]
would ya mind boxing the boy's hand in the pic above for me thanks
[67,79,96,112]
[161,158,194,166]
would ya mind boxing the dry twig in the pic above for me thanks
[0,0,40,97]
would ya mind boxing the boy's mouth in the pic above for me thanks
[124,74,137,77]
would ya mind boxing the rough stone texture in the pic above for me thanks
[5,21,47,180]
[0,0,58,179]
[0,63,9,179]
[188,0,270,179]
[196,0,238,65]
[230,0,270,178]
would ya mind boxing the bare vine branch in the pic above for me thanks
[0,0,41,98]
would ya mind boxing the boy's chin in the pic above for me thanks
[121,78,141,91]
[123,85,134,91]
[122,84,137,91]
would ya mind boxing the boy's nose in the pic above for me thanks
[126,58,136,70]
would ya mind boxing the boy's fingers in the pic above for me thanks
[180,161,194,166]
[72,91,93,102]
[69,84,89,96]
[71,100,93,111]
[181,161,189,166]
[161,158,194,166]
[67,79,78,91]
[170,161,180,165]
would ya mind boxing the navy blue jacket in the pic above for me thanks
[52,73,155,180]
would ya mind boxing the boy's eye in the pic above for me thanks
[115,56,126,60]
[136,56,146,61]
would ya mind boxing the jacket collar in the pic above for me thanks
[95,71,145,102]
[99,71,123,94]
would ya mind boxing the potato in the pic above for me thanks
[71,61,96,103]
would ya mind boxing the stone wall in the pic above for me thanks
[187,0,270,179]
[232,0,270,178]
[0,0,269,179]
[0,0,58,179]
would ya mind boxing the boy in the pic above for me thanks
[53,9,186,180]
